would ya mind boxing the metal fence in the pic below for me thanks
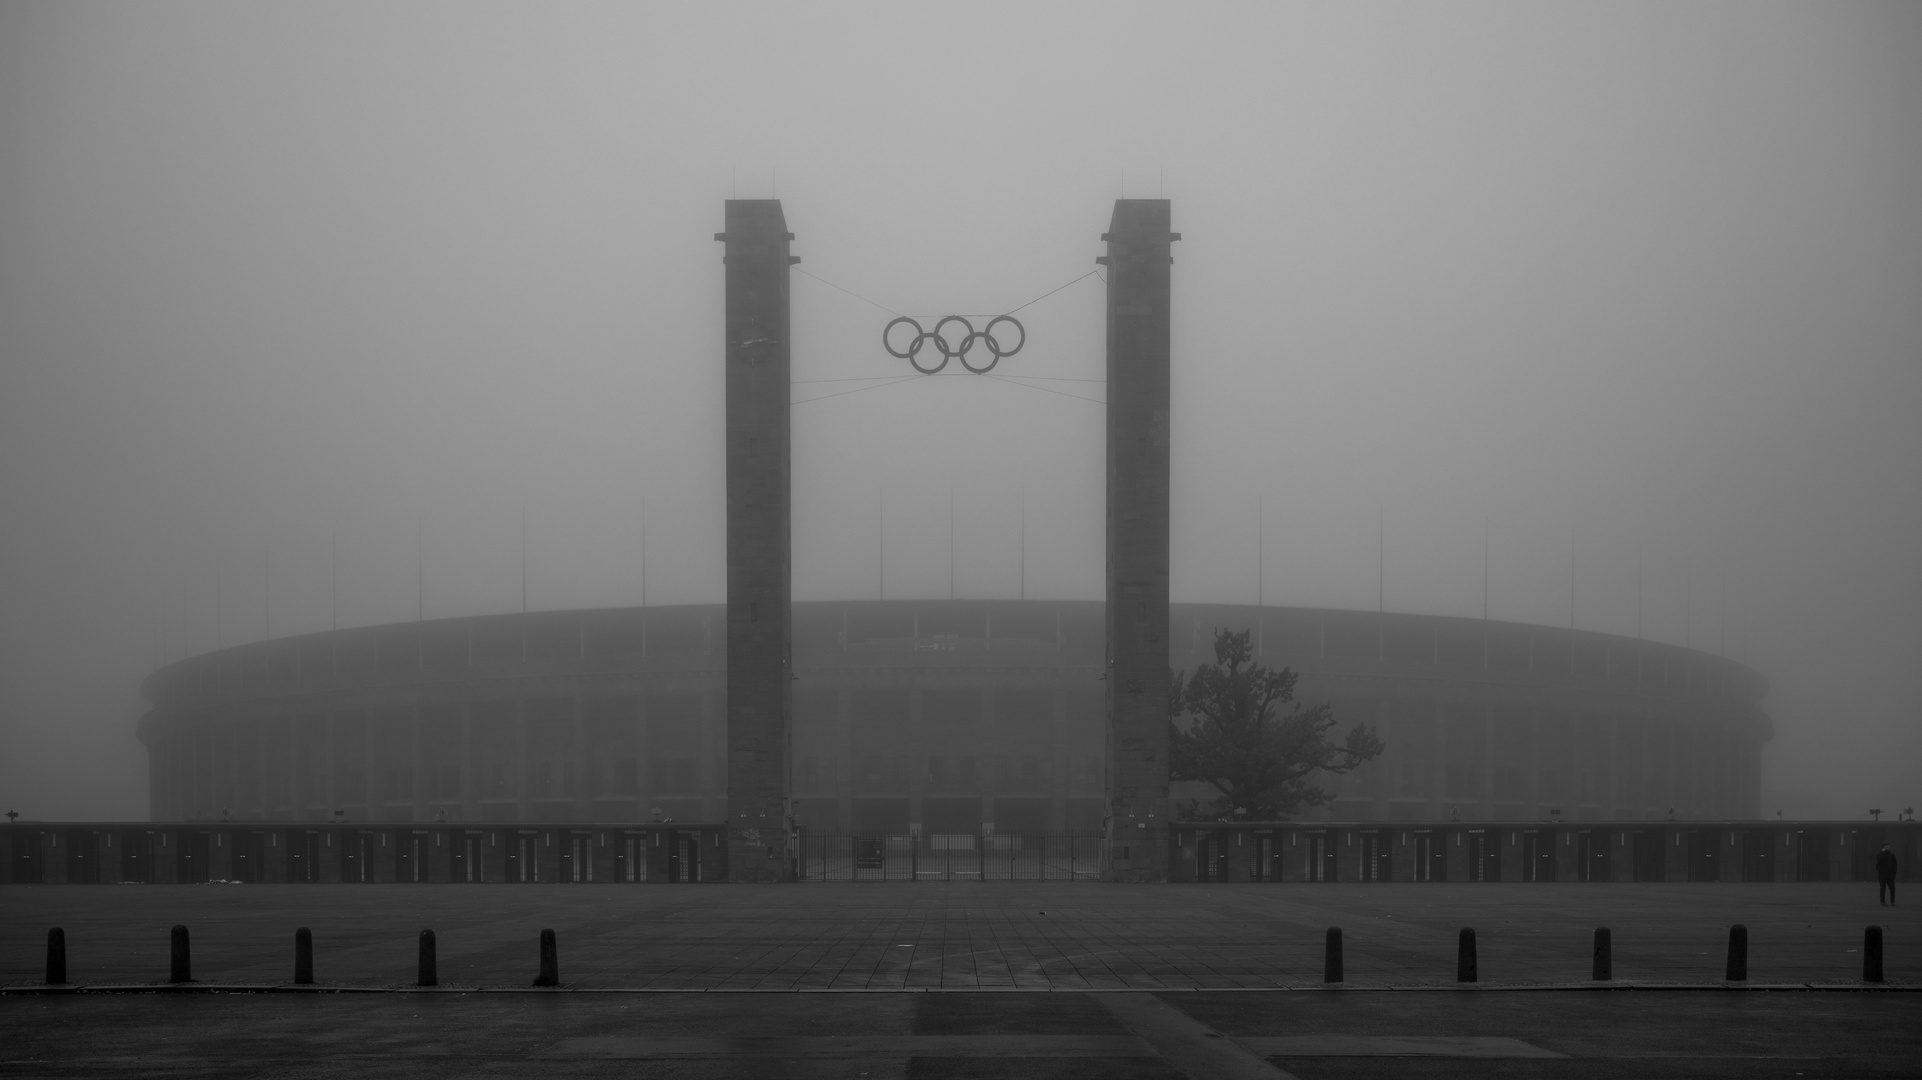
[799,833,1105,881]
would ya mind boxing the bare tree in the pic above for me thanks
[1169,628,1384,821]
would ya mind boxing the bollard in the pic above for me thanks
[1323,927,1343,983]
[1457,927,1477,983]
[294,927,313,985]
[1863,926,1883,983]
[1725,924,1747,982]
[46,928,66,985]
[1592,927,1612,981]
[533,928,560,987]
[169,924,192,984]
[417,929,438,987]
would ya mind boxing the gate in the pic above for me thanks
[1468,830,1500,882]
[667,830,699,882]
[340,831,373,883]
[120,830,154,883]
[1741,830,1774,881]
[1795,830,1829,881]
[285,831,319,883]
[506,832,539,882]
[1522,831,1555,882]
[65,831,101,884]
[177,830,211,884]
[231,831,266,883]
[1411,831,1442,882]
[1632,830,1664,881]
[1304,833,1334,881]
[800,834,1101,881]
[1579,830,1615,882]
[1358,831,1389,882]
[10,832,43,884]
[397,831,429,882]
[451,832,483,882]
[1197,833,1225,882]
[561,832,594,882]
[1687,830,1720,881]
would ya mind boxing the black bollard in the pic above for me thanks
[1863,926,1883,983]
[46,928,66,985]
[1725,924,1747,982]
[1324,927,1343,983]
[169,924,191,984]
[1592,927,1612,981]
[294,927,313,985]
[417,929,438,987]
[533,928,560,987]
[1457,927,1478,983]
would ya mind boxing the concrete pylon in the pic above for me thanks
[717,200,796,882]
[1101,200,1176,881]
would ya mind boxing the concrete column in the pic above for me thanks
[1102,199,1176,881]
[718,200,795,881]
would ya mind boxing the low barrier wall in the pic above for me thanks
[3,819,1914,885]
[1,822,728,884]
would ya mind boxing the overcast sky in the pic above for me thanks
[2,1,1917,821]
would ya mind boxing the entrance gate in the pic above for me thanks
[718,199,1177,882]
[800,834,1101,881]
[64,830,100,884]
[397,831,429,883]
[120,830,154,883]
[340,831,374,882]
[177,830,210,884]
[1358,831,1389,882]
[1580,830,1615,882]
[285,831,319,883]
[1411,831,1442,882]
[231,830,265,883]
[1304,833,1334,881]
[1521,830,1555,882]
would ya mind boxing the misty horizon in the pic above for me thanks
[2,2,1916,823]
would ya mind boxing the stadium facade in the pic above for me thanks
[134,599,1769,832]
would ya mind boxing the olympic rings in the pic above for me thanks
[883,314,1025,374]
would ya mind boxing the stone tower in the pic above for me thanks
[1101,200,1176,881]
[717,200,796,881]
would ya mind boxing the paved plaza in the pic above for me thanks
[0,882,1912,989]
[2,883,1916,1077]
[2,987,1917,1078]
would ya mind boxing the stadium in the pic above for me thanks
[135,599,1769,833]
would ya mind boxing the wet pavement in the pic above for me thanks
[2,988,1916,1078]
[0,881,1912,989]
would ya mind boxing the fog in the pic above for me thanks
[1,2,1916,822]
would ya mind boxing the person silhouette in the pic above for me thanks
[1875,844,1897,905]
